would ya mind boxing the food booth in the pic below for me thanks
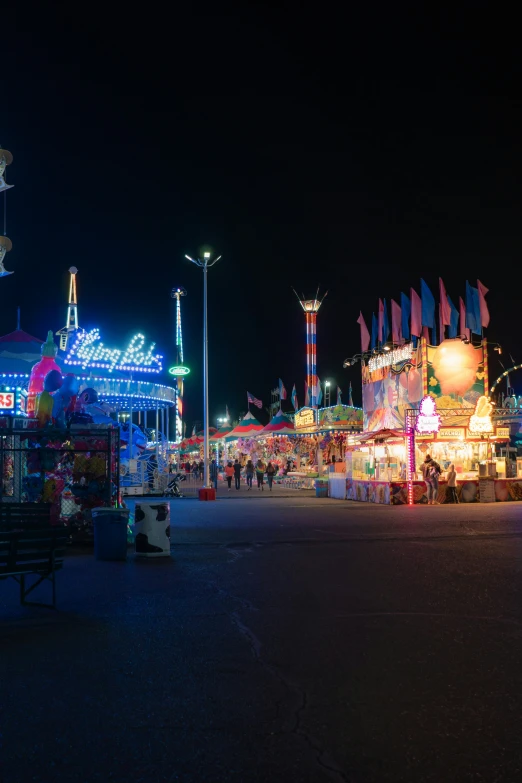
[341,332,521,504]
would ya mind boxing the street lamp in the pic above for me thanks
[185,251,222,490]
[324,380,331,407]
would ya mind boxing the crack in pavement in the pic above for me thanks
[229,610,352,783]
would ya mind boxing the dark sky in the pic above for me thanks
[2,4,521,426]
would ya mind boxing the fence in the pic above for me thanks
[0,424,119,532]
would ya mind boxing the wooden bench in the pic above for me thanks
[0,527,69,608]
[0,502,51,529]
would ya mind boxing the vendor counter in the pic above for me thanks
[331,477,522,504]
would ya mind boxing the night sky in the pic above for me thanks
[2,5,521,428]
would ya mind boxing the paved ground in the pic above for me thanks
[2,497,522,782]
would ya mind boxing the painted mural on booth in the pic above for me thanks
[427,339,486,411]
[362,344,423,431]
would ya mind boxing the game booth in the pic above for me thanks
[335,283,522,504]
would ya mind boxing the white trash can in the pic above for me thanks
[134,502,171,557]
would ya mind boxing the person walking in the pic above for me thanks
[421,453,441,504]
[233,458,242,490]
[198,460,204,480]
[256,459,266,490]
[446,463,459,503]
[225,461,234,491]
[266,461,276,491]
[245,459,254,490]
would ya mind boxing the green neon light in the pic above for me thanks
[169,365,191,377]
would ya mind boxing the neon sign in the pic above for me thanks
[416,396,441,435]
[368,342,413,372]
[64,329,163,373]
[169,365,190,377]
[469,396,493,434]
[0,392,14,409]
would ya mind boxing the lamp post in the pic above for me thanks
[185,251,222,490]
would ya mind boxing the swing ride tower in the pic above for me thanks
[0,142,14,278]
[170,286,187,442]
[57,266,84,351]
[294,288,327,408]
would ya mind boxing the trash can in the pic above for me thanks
[134,502,171,557]
[92,507,130,561]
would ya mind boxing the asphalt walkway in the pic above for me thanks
[2,497,522,782]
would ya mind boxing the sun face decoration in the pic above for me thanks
[431,339,481,397]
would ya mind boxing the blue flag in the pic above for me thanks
[447,295,459,338]
[465,281,482,335]
[401,292,411,341]
[421,279,435,328]
[291,384,298,411]
[371,313,377,350]
[317,380,323,407]
[383,299,390,343]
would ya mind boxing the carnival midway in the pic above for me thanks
[2,139,522,555]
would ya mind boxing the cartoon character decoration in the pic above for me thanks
[52,373,80,427]
[120,423,147,458]
[469,395,494,434]
[0,235,13,278]
[431,338,481,398]
[0,145,13,192]
[69,387,99,425]
[36,369,63,427]
[27,331,62,417]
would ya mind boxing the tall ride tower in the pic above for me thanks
[171,286,187,442]
[57,267,84,351]
[295,289,327,408]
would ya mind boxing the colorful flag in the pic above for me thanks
[317,379,323,407]
[465,281,482,335]
[401,292,411,341]
[447,295,459,338]
[348,382,354,407]
[357,312,370,352]
[337,386,342,405]
[226,405,230,420]
[378,299,384,343]
[279,378,287,400]
[191,425,196,436]
[477,280,490,328]
[383,299,390,343]
[411,287,422,337]
[304,383,310,407]
[371,313,378,350]
[421,279,435,328]
[247,391,263,409]
[291,384,298,411]
[439,278,451,326]
[459,296,470,341]
[391,299,402,344]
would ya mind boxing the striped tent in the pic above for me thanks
[227,411,264,439]
[261,410,295,435]
[210,423,232,440]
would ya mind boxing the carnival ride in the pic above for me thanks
[293,288,327,408]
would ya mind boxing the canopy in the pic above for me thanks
[210,423,232,440]
[227,411,264,439]
[261,410,295,435]
[357,428,404,442]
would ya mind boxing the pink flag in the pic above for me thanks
[477,280,490,328]
[410,288,422,337]
[391,299,402,344]
[439,303,444,343]
[459,296,470,340]
[378,299,384,342]
[439,278,451,325]
[357,312,370,352]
